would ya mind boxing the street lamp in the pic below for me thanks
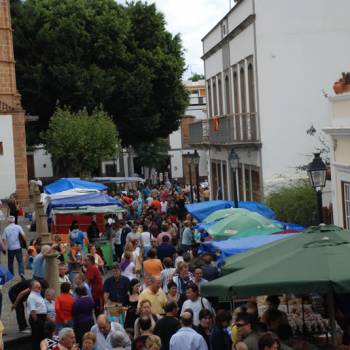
[184,152,195,203]
[229,148,240,208]
[307,153,327,224]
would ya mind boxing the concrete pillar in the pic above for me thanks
[34,185,51,244]
[45,253,60,295]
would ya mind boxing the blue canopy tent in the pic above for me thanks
[47,192,121,215]
[44,178,107,194]
[198,233,295,266]
[186,200,235,222]
[186,200,276,222]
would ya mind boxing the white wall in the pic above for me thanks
[255,0,350,187]
[0,115,16,198]
[33,146,53,178]
[229,24,255,65]
[169,150,183,179]
[169,129,182,150]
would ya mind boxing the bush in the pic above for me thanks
[265,180,317,227]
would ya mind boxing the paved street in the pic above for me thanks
[2,216,35,348]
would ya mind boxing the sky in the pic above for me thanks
[117,0,232,78]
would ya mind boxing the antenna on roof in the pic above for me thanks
[229,0,232,9]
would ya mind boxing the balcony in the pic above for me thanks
[189,113,259,146]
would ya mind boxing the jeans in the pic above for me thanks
[8,249,24,276]
[9,287,28,331]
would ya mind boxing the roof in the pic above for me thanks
[201,0,245,42]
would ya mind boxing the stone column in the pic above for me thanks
[34,185,52,244]
[45,253,60,295]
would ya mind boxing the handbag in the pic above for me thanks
[19,233,27,249]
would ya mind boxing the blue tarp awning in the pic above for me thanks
[47,193,120,214]
[186,200,276,222]
[198,234,294,266]
[44,178,107,194]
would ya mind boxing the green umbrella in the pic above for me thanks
[201,225,347,344]
[203,208,249,223]
[207,210,283,240]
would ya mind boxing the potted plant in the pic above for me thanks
[341,72,350,92]
[333,72,350,94]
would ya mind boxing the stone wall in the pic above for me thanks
[0,0,28,204]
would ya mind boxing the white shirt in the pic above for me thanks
[27,291,47,315]
[170,327,208,350]
[140,231,152,246]
[160,201,168,213]
[91,321,130,350]
[180,297,213,326]
[122,262,136,280]
[2,223,24,250]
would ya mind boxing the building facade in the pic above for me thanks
[189,0,350,201]
[324,94,350,229]
[169,80,208,184]
[0,0,28,202]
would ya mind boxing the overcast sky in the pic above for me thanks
[117,0,231,78]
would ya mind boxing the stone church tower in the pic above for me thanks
[0,0,28,203]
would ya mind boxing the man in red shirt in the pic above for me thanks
[84,254,103,316]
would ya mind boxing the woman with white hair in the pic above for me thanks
[110,330,132,350]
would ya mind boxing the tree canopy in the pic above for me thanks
[188,73,205,82]
[42,107,120,176]
[265,180,317,227]
[11,0,188,146]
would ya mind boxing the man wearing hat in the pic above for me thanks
[2,216,27,276]
[103,262,130,306]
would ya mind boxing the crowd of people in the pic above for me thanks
[0,183,342,350]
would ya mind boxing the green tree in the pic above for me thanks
[188,73,205,81]
[42,107,120,176]
[134,138,170,171]
[11,0,188,147]
[265,180,317,227]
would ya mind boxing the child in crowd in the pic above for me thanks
[45,288,56,322]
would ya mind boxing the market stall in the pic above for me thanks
[201,225,348,345]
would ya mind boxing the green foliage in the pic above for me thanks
[42,107,120,176]
[134,138,169,171]
[11,0,188,146]
[265,180,317,227]
[188,73,205,82]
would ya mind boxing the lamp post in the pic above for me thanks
[185,152,195,204]
[192,150,201,202]
[307,153,327,224]
[229,148,240,208]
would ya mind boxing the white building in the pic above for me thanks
[324,93,350,229]
[189,0,350,201]
[169,80,208,184]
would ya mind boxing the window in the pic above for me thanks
[213,80,218,116]
[240,66,246,113]
[225,74,231,114]
[0,142,3,155]
[207,81,213,117]
[218,76,223,115]
[248,63,255,113]
[233,71,239,113]
[342,181,350,229]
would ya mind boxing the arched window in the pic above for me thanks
[233,71,239,114]
[207,81,213,117]
[225,75,231,114]
[248,63,255,113]
[240,67,246,113]
[213,80,218,116]
[218,77,223,115]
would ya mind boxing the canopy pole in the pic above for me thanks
[327,291,337,346]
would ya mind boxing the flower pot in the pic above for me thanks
[333,81,344,94]
[343,84,350,93]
